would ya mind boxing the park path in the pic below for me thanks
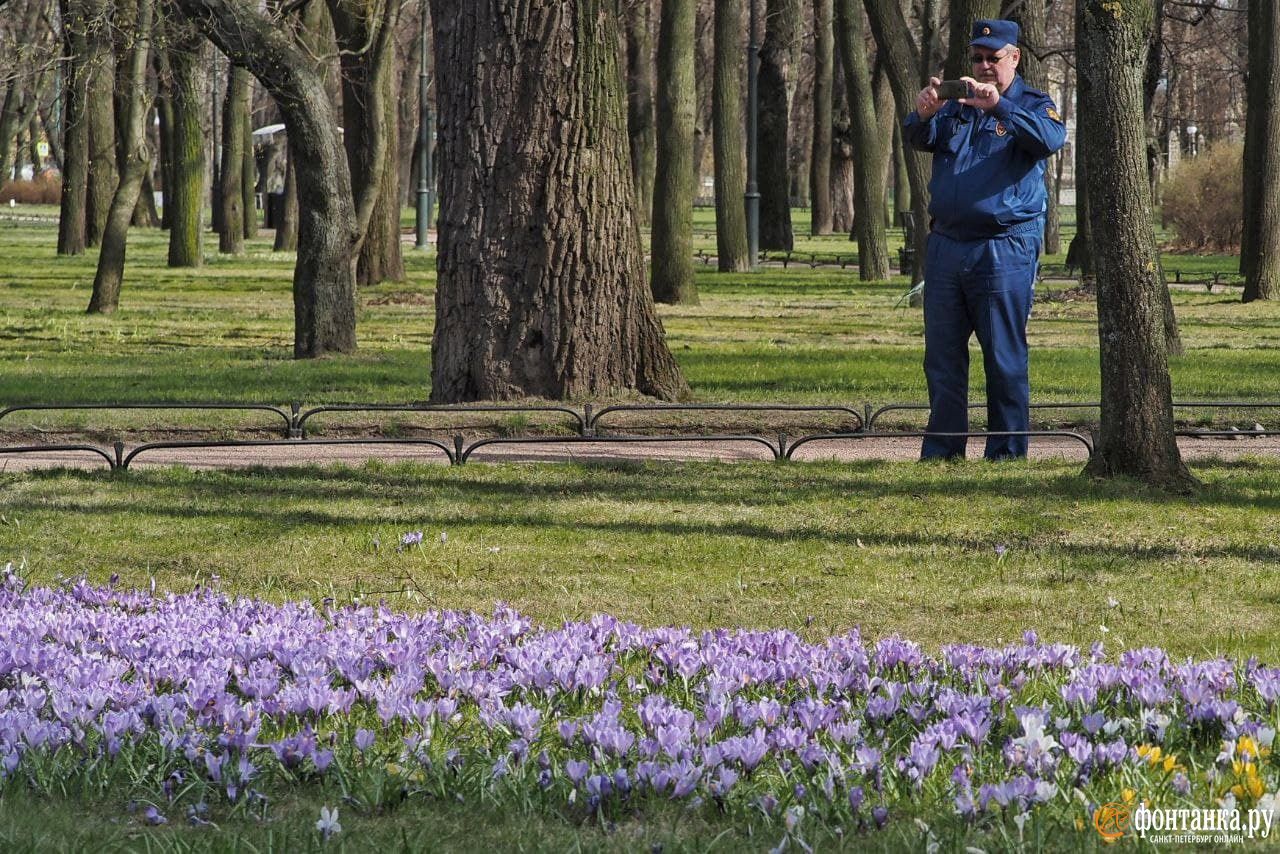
[3,433,1279,472]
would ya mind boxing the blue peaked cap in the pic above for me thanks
[970,19,1020,51]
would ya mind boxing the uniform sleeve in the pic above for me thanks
[990,93,1066,159]
[902,110,941,153]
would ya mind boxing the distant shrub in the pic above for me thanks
[1161,142,1242,252]
[0,172,62,205]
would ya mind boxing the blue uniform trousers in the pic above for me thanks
[921,229,1041,461]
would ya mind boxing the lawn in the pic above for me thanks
[2,216,1280,850]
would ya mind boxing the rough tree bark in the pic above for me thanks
[164,19,204,267]
[57,0,89,255]
[83,0,116,248]
[87,0,154,313]
[173,0,360,357]
[712,0,750,272]
[1006,0,1060,254]
[1241,0,1278,302]
[217,64,248,254]
[1078,0,1195,491]
[834,0,888,279]
[428,0,688,402]
[329,0,404,286]
[863,0,928,282]
[758,0,800,251]
[651,0,699,304]
[809,0,834,235]
[623,0,656,227]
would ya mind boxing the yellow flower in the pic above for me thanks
[1162,755,1183,774]
[1075,817,1085,832]
[1239,736,1259,760]
[1123,788,1137,804]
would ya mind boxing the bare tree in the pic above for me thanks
[57,0,90,254]
[862,0,928,282]
[944,0,999,79]
[88,0,155,313]
[809,0,834,234]
[712,0,750,272]
[173,0,359,357]
[622,0,656,226]
[164,17,204,268]
[834,0,888,279]
[652,0,699,304]
[217,64,248,254]
[1241,0,1278,302]
[1078,0,1195,491]
[759,0,800,250]
[428,0,688,401]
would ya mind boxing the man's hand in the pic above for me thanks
[915,77,943,120]
[958,76,1000,112]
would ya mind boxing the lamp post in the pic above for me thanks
[415,0,434,250]
[1185,123,1198,158]
[744,0,759,269]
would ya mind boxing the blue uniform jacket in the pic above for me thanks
[903,75,1066,241]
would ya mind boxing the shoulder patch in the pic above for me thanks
[1047,106,1062,122]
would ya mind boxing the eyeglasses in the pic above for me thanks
[970,51,1009,65]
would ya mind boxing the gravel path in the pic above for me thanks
[3,432,1278,472]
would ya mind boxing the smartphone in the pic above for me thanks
[934,80,973,100]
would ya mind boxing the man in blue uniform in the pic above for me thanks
[903,19,1066,460]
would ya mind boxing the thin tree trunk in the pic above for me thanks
[810,0,834,235]
[218,64,248,254]
[329,0,404,285]
[944,0,999,80]
[83,0,116,248]
[58,0,89,255]
[651,0,699,304]
[242,92,256,238]
[759,0,799,251]
[1007,0,1059,254]
[624,0,656,227]
[1242,0,1278,302]
[428,0,688,401]
[1078,0,1195,491]
[863,0,928,283]
[712,0,750,272]
[166,23,204,267]
[274,147,298,251]
[835,0,888,279]
[88,0,155,314]
[173,0,360,357]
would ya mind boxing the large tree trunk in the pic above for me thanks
[835,0,888,280]
[329,0,404,286]
[428,0,688,402]
[623,0,656,227]
[863,0,928,283]
[809,0,834,235]
[1078,0,1195,492]
[165,22,204,267]
[651,0,699,304]
[217,64,248,254]
[88,0,155,314]
[83,0,116,248]
[173,0,359,357]
[1242,0,1278,302]
[758,0,799,251]
[58,0,89,255]
[712,0,750,272]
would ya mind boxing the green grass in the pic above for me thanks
[2,216,1279,850]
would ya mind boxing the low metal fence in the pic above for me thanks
[2,398,1278,470]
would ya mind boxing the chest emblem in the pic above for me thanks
[994,121,1008,136]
